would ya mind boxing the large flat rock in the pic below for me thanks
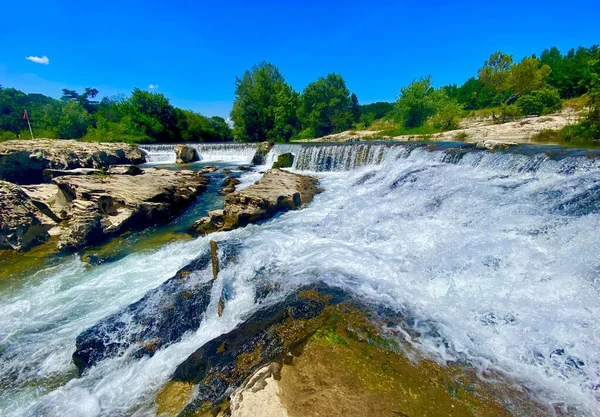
[0,139,145,184]
[194,168,321,235]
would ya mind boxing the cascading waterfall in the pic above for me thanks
[139,143,258,164]
[1,142,600,416]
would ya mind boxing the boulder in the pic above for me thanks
[220,176,241,195]
[174,144,199,164]
[272,152,294,169]
[0,181,50,250]
[251,141,272,165]
[72,241,241,374]
[194,169,321,235]
[200,165,218,174]
[475,139,517,152]
[0,139,145,184]
[54,168,209,250]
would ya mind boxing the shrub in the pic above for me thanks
[516,87,562,115]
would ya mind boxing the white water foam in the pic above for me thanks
[139,143,257,164]
[1,144,600,416]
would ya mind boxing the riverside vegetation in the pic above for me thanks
[1,44,599,146]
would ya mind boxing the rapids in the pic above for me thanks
[138,143,258,164]
[1,142,600,416]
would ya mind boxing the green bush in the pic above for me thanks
[272,152,294,168]
[516,87,562,115]
[497,104,522,122]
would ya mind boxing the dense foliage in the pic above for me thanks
[0,86,232,143]
[2,44,598,143]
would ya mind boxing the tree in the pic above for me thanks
[515,87,562,115]
[298,73,353,138]
[57,101,92,138]
[478,52,551,105]
[120,88,181,142]
[350,93,360,123]
[358,102,394,126]
[395,76,437,128]
[230,62,299,142]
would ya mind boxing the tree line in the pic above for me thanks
[231,44,599,141]
[0,87,233,143]
[1,44,598,143]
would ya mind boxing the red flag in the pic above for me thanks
[23,109,29,121]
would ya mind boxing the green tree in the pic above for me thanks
[478,52,551,105]
[120,88,181,142]
[57,101,92,138]
[515,87,562,115]
[395,76,437,128]
[350,93,360,123]
[230,62,299,142]
[298,73,353,138]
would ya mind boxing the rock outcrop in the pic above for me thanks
[174,144,199,164]
[53,168,209,250]
[0,139,145,184]
[271,152,294,169]
[194,169,321,235]
[220,176,241,195]
[0,181,50,250]
[251,141,272,165]
[154,282,547,417]
[1,167,209,251]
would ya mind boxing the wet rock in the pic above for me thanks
[0,139,144,184]
[222,168,232,175]
[251,142,272,165]
[72,241,241,374]
[175,144,199,164]
[193,169,321,236]
[73,252,213,374]
[272,152,294,169]
[237,165,252,171]
[0,181,50,250]
[170,283,350,415]
[200,165,218,174]
[475,139,517,152]
[54,168,209,251]
[220,176,241,195]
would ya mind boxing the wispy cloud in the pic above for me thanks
[25,55,49,65]
[148,84,159,90]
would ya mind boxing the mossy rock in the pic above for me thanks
[272,152,294,169]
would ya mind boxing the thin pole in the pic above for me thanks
[24,109,34,139]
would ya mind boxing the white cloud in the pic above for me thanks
[25,55,49,65]
[148,84,159,90]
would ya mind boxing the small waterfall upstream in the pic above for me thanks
[1,142,600,416]
[139,143,258,164]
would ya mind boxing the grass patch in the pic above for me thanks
[563,95,589,112]
[532,123,600,147]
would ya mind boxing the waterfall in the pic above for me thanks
[139,143,258,164]
[2,143,600,416]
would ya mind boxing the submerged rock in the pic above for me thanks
[72,241,240,374]
[194,168,321,235]
[0,181,50,250]
[0,139,144,184]
[175,144,199,164]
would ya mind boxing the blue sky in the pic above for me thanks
[1,0,598,118]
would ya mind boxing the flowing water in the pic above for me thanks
[1,142,600,416]
[138,143,258,164]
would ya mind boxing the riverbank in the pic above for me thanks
[294,109,593,147]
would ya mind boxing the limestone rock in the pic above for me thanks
[193,169,321,235]
[0,139,144,184]
[220,176,241,195]
[475,139,518,151]
[174,144,199,164]
[107,165,143,175]
[0,181,50,250]
[43,168,103,181]
[54,168,209,250]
